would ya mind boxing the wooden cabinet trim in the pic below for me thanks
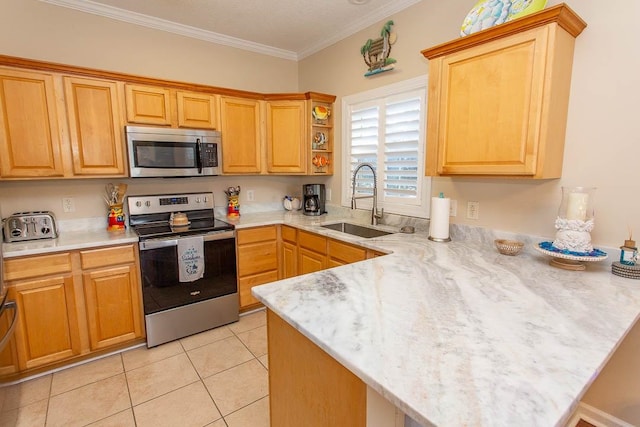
[421,4,586,59]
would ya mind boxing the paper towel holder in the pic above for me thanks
[428,192,452,242]
[428,235,451,242]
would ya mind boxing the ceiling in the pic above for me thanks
[39,0,423,60]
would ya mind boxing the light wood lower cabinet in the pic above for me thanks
[1,244,144,377]
[80,245,143,351]
[328,239,367,268]
[281,226,298,279]
[298,230,327,274]
[268,308,366,426]
[237,226,278,310]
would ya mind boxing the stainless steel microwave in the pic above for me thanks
[125,126,222,178]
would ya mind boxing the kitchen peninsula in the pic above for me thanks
[252,221,640,426]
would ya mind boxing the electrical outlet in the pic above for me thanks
[466,201,479,220]
[62,197,75,213]
[246,190,255,202]
[449,199,457,217]
[326,189,332,201]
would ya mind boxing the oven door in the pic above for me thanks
[138,231,237,315]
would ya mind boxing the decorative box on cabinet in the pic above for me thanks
[307,92,336,176]
[421,4,586,178]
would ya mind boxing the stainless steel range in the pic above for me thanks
[128,192,238,347]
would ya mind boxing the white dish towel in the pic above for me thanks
[177,236,205,282]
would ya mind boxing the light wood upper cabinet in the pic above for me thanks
[220,96,263,174]
[177,91,218,129]
[125,84,172,126]
[266,100,306,174]
[0,68,65,178]
[64,77,126,176]
[422,5,586,178]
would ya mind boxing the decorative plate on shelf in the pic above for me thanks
[312,106,330,121]
[460,0,547,37]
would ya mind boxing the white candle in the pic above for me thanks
[566,192,589,221]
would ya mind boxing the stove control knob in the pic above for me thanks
[10,229,21,237]
[41,227,51,235]
[145,201,151,207]
[136,201,142,207]
[203,197,209,203]
[195,197,201,203]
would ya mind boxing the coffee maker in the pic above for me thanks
[303,184,326,216]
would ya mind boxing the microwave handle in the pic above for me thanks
[195,138,203,174]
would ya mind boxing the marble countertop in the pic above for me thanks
[251,219,640,426]
[5,207,640,426]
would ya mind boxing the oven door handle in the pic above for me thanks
[0,301,18,352]
[140,230,235,250]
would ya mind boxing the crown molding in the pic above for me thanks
[39,0,422,61]
[297,0,423,59]
[39,0,298,60]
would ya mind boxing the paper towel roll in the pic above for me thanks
[429,197,451,241]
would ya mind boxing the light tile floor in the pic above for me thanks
[0,309,270,427]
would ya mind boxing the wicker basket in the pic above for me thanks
[495,239,524,256]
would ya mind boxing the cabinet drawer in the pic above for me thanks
[239,270,278,307]
[80,245,136,269]
[237,226,277,245]
[238,241,278,276]
[281,225,297,243]
[328,240,367,264]
[4,253,72,281]
[298,230,327,254]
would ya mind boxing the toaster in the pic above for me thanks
[2,211,58,243]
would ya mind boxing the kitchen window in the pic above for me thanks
[341,76,430,218]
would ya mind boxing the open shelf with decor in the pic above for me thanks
[306,93,336,175]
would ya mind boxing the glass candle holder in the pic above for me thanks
[557,187,596,222]
[552,187,596,253]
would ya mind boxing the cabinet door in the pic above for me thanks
[237,226,278,309]
[125,84,171,125]
[83,264,143,350]
[0,69,65,178]
[11,276,81,370]
[64,77,126,176]
[220,97,262,173]
[177,91,217,129]
[0,304,18,376]
[427,27,548,177]
[266,100,306,173]
[328,239,367,265]
[299,247,326,275]
[282,240,298,279]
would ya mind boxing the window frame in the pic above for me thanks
[341,75,431,218]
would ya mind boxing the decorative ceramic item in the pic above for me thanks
[460,0,547,37]
[312,106,330,122]
[536,187,608,270]
[104,183,127,232]
[313,131,327,149]
[312,154,329,170]
[224,186,241,218]
[361,20,397,76]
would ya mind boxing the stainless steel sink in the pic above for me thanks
[321,222,393,238]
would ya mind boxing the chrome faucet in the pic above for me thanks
[351,162,383,225]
